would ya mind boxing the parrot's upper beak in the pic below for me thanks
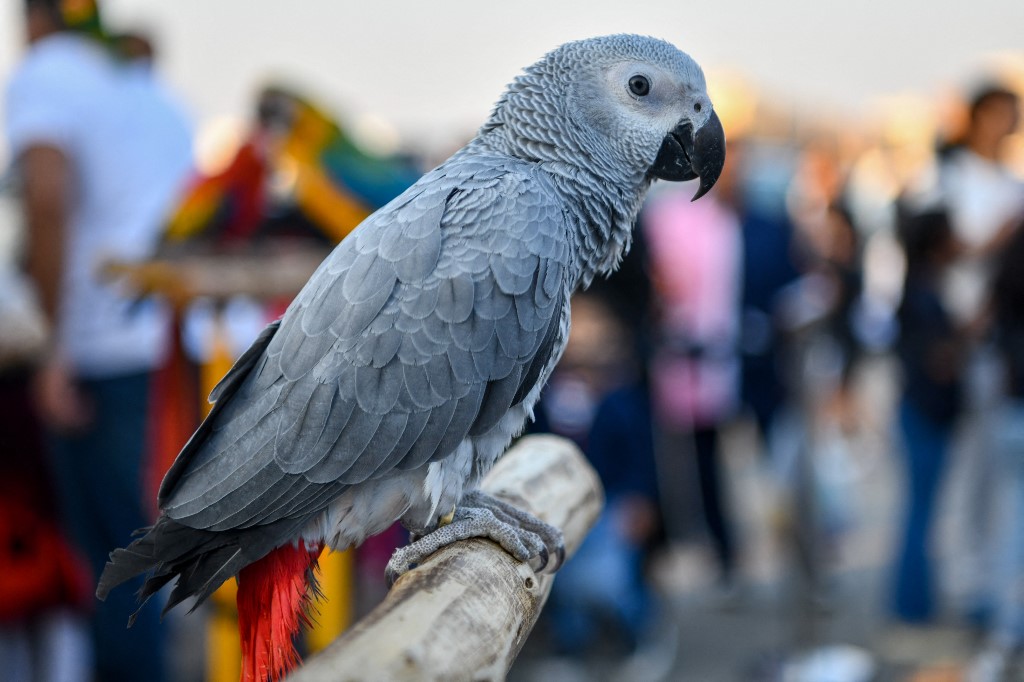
[648,109,726,201]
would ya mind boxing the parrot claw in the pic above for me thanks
[385,491,565,588]
[534,546,549,572]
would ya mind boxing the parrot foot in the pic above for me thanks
[385,490,565,587]
[459,490,566,570]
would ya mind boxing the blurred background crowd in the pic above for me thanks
[1,1,1023,681]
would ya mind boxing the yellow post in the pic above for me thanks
[304,549,355,654]
[202,318,242,682]
[206,580,241,682]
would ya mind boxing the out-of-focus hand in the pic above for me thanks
[31,356,93,433]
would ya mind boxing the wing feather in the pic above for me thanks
[160,158,570,532]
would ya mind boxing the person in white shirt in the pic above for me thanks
[5,2,192,680]
[939,86,1024,326]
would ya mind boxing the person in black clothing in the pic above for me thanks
[992,221,1024,411]
[531,292,663,657]
[890,204,964,623]
[545,382,663,656]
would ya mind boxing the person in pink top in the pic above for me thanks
[643,151,743,585]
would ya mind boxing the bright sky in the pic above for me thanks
[2,0,1023,157]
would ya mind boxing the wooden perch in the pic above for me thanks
[101,244,330,308]
[289,434,604,682]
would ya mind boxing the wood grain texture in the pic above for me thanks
[288,434,604,682]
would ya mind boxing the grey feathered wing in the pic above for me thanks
[98,157,570,608]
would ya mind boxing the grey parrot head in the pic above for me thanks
[479,34,726,201]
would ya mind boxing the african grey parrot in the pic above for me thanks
[97,33,725,681]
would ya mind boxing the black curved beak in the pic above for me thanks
[649,110,726,201]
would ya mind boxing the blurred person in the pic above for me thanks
[810,200,864,410]
[932,84,1024,625]
[0,255,92,682]
[4,1,192,680]
[785,198,867,546]
[534,293,666,668]
[733,140,866,616]
[889,205,965,624]
[643,142,744,587]
[730,143,840,592]
[736,141,801,455]
[937,85,1022,324]
[968,220,1024,680]
[545,385,667,672]
[530,293,633,450]
[785,141,866,437]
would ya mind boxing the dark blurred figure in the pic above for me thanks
[532,293,665,671]
[784,142,866,435]
[785,196,867,549]
[0,361,93,682]
[742,138,871,625]
[532,294,634,448]
[737,142,801,448]
[890,205,964,624]
[643,141,744,586]
[814,200,864,414]
[934,84,1023,624]
[0,252,92,681]
[4,1,192,680]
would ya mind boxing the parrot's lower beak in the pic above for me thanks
[648,110,726,201]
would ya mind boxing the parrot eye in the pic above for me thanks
[628,75,650,97]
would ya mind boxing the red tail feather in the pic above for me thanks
[237,541,323,682]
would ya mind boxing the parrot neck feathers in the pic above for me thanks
[472,108,648,288]
[471,48,656,288]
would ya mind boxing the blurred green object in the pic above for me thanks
[165,85,420,247]
[58,0,105,40]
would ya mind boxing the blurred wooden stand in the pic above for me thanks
[288,435,605,682]
[103,243,330,308]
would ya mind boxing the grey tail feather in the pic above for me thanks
[97,513,311,627]
[97,516,254,626]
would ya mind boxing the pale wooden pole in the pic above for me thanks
[288,434,605,682]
